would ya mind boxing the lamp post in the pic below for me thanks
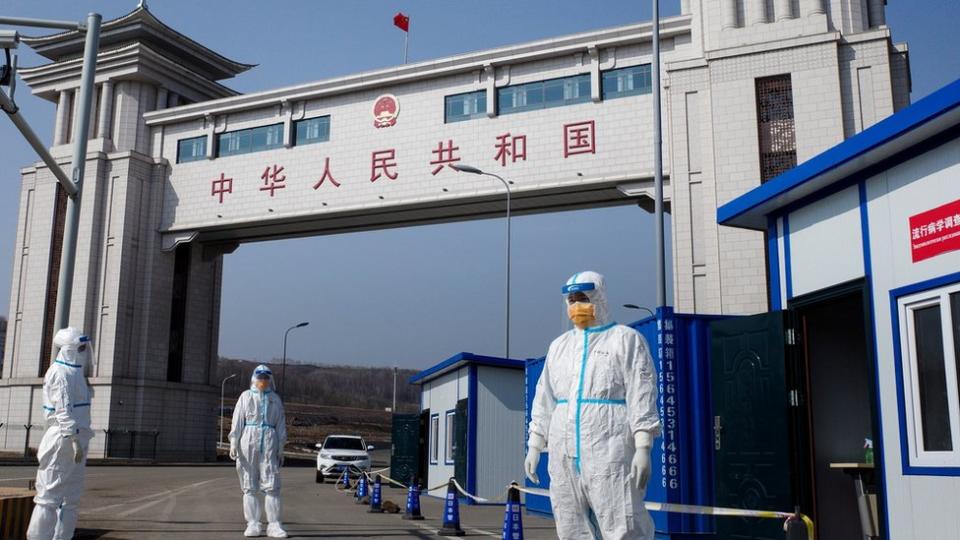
[651,0,667,309]
[0,13,102,355]
[451,164,513,358]
[219,373,237,447]
[280,322,309,396]
[392,365,398,413]
[623,304,656,318]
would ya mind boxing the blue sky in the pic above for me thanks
[1,1,958,369]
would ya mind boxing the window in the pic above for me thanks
[897,282,960,469]
[176,136,207,163]
[445,410,456,464]
[294,116,330,146]
[216,123,284,157]
[323,436,365,451]
[755,74,797,183]
[497,74,591,115]
[445,91,487,123]
[602,64,652,100]
[430,413,440,464]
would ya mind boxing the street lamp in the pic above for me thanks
[0,13,102,356]
[219,373,237,447]
[623,304,656,318]
[280,322,309,396]
[451,163,513,358]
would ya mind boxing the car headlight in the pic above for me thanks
[320,452,331,459]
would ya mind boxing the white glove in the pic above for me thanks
[524,433,546,484]
[229,444,238,461]
[70,437,84,464]
[630,431,654,490]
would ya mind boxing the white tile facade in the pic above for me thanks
[1,0,909,460]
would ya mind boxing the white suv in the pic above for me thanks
[315,435,373,483]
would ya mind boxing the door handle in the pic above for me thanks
[714,416,722,451]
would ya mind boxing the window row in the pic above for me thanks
[444,64,652,123]
[176,116,330,163]
[429,411,458,465]
[176,65,651,162]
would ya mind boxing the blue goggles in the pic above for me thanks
[562,282,596,294]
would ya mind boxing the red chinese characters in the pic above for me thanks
[260,164,286,197]
[563,120,596,158]
[313,157,341,189]
[211,173,233,204]
[494,133,527,166]
[430,139,461,175]
[371,149,398,182]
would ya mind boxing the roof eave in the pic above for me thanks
[20,6,253,79]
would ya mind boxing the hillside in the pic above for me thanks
[217,357,420,411]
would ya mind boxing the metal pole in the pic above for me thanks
[485,173,511,359]
[651,0,666,308]
[0,89,78,196]
[403,30,409,64]
[52,12,101,340]
[392,366,397,412]
[281,327,291,396]
[219,373,236,446]
[0,16,83,31]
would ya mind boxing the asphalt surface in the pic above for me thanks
[0,465,558,539]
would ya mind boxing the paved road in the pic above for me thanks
[0,465,558,539]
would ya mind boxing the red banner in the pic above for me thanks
[909,198,960,262]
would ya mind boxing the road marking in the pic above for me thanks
[115,478,221,518]
[85,478,221,516]
[466,527,501,538]
[407,519,499,539]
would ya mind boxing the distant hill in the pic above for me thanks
[217,357,420,413]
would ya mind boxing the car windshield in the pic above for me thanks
[324,437,365,451]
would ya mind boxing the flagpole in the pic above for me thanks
[403,23,409,63]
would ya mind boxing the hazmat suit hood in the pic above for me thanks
[53,327,94,377]
[250,364,275,392]
[563,271,612,329]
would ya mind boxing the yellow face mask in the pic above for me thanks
[568,303,597,329]
[254,379,270,392]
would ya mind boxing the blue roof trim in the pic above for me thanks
[409,352,526,384]
[718,78,960,229]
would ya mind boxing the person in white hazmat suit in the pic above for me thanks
[229,365,288,538]
[27,327,96,540]
[525,271,661,540]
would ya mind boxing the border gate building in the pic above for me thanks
[1,1,909,459]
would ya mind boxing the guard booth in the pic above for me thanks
[716,78,960,540]
[403,352,526,502]
[525,311,726,538]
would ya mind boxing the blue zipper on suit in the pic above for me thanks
[573,321,616,474]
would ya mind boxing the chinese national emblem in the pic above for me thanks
[372,94,400,128]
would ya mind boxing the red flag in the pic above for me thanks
[393,12,410,32]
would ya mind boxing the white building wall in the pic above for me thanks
[787,185,864,297]
[863,137,960,539]
[776,136,960,538]
[669,0,907,315]
[420,367,468,497]
[476,366,525,500]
